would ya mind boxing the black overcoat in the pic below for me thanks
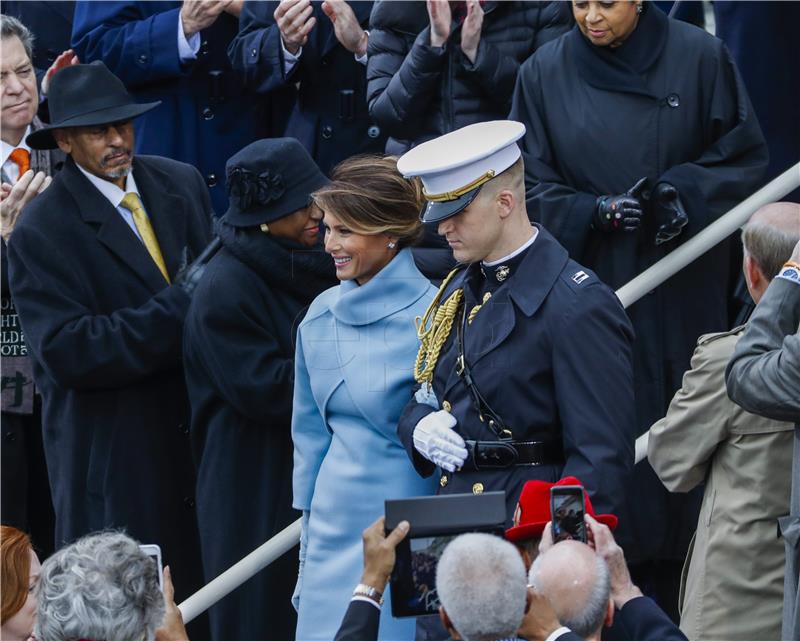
[397,227,636,535]
[184,221,336,641]
[6,155,213,604]
[229,1,385,175]
[510,3,768,561]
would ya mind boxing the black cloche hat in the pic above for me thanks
[26,61,161,150]
[223,138,329,228]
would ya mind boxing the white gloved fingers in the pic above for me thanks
[433,437,467,461]
[438,458,456,473]
[440,452,466,470]
[438,427,466,449]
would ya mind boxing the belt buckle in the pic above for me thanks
[470,440,519,470]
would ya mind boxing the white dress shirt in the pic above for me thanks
[75,164,147,242]
[1,125,32,184]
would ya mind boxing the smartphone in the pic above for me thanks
[139,544,164,591]
[550,485,587,543]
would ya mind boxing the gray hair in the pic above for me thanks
[0,14,34,62]
[35,531,165,641]
[530,543,610,639]
[436,533,527,641]
[742,202,800,280]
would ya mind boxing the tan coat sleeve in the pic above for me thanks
[647,335,734,492]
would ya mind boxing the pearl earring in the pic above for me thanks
[260,223,270,234]
[636,3,643,14]
[387,241,397,249]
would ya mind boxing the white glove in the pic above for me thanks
[292,510,310,612]
[412,410,468,473]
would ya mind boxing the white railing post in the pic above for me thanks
[178,518,302,624]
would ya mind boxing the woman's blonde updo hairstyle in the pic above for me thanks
[312,154,425,249]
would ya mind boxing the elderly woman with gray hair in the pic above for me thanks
[34,532,187,641]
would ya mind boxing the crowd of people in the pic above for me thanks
[1,1,799,641]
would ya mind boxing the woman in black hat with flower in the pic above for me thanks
[183,138,336,641]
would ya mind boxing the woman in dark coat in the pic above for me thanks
[510,0,769,616]
[183,139,336,641]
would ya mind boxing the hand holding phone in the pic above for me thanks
[550,485,587,543]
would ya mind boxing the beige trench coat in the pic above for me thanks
[649,326,793,641]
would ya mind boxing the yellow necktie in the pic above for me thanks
[119,192,170,283]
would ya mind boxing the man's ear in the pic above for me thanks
[439,606,461,640]
[52,129,71,155]
[744,253,763,292]
[496,189,515,219]
[604,598,615,628]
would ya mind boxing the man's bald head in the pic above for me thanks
[742,202,800,302]
[529,541,611,640]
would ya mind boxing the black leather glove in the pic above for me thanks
[592,177,647,233]
[173,237,221,298]
[652,182,688,245]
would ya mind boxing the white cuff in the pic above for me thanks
[177,13,201,61]
[351,595,382,611]
[281,38,302,75]
[545,627,573,641]
[354,30,369,65]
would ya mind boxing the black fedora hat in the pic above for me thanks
[224,138,329,228]
[26,61,160,150]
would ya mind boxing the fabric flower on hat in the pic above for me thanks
[226,166,286,210]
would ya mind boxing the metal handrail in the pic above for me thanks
[178,162,800,622]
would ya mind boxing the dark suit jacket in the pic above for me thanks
[334,600,381,641]
[613,596,689,641]
[6,155,212,605]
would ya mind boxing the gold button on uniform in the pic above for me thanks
[440,474,448,487]
[442,400,451,412]
[472,482,484,494]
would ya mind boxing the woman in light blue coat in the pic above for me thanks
[292,156,439,641]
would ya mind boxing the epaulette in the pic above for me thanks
[697,324,746,346]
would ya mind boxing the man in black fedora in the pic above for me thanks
[6,61,213,620]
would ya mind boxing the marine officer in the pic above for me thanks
[396,120,636,525]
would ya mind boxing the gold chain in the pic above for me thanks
[414,269,464,384]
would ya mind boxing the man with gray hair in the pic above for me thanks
[529,541,612,640]
[649,202,800,641]
[35,531,187,641]
[436,533,528,641]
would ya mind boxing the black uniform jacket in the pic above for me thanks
[6,155,213,603]
[510,2,768,560]
[229,1,386,175]
[397,226,636,528]
[183,220,335,641]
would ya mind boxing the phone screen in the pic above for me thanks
[139,544,163,591]
[551,487,587,543]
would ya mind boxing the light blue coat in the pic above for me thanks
[292,249,439,641]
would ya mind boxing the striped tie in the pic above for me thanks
[119,192,170,283]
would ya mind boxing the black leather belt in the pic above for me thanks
[463,439,564,471]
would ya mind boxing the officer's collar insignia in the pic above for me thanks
[482,264,511,283]
[572,270,590,285]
